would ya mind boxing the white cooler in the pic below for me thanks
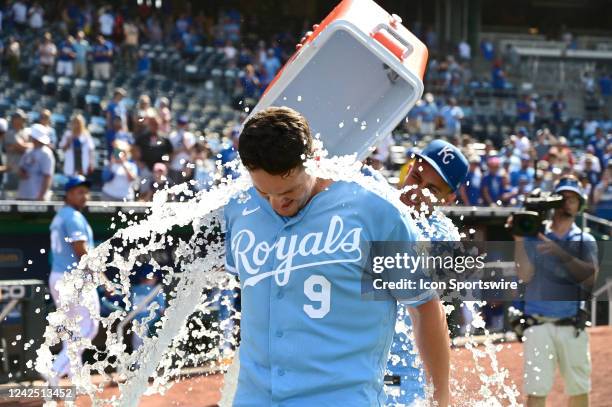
[247,0,428,160]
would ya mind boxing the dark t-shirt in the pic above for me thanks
[135,133,173,170]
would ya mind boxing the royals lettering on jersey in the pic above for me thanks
[224,181,431,406]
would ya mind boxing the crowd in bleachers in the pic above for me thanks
[0,1,611,220]
[0,1,293,202]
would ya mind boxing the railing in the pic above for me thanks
[116,284,163,345]
[591,278,612,326]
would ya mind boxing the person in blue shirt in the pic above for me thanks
[388,140,468,406]
[47,175,100,384]
[509,154,535,188]
[481,157,505,206]
[92,35,113,80]
[512,176,598,407]
[105,87,127,131]
[459,155,483,205]
[223,107,450,406]
[57,35,77,77]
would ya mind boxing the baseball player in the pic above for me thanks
[47,175,100,383]
[386,140,468,405]
[223,107,450,406]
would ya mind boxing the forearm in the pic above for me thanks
[514,240,533,283]
[37,175,52,200]
[409,299,450,406]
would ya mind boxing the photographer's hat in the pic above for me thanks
[415,139,468,192]
[554,177,585,203]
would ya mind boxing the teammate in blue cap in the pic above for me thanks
[512,175,598,407]
[47,175,99,384]
[385,139,468,405]
[223,107,451,406]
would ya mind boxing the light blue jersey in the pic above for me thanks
[386,210,459,406]
[50,206,94,274]
[224,181,431,406]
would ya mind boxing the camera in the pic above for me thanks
[511,189,564,237]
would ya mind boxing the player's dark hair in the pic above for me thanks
[238,106,313,176]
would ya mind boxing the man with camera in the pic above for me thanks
[512,176,598,407]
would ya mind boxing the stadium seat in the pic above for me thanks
[42,75,57,96]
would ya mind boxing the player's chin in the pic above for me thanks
[275,202,297,217]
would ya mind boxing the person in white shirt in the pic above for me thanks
[28,2,44,30]
[11,1,28,28]
[168,115,196,183]
[101,140,138,201]
[98,8,114,37]
[458,39,471,61]
[60,114,95,177]
[38,32,57,74]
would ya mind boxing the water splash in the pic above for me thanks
[35,145,520,406]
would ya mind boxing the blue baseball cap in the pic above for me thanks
[414,139,469,192]
[554,177,585,202]
[64,175,91,192]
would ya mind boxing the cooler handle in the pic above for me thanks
[371,23,413,62]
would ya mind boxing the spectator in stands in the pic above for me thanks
[502,44,520,75]
[92,35,113,80]
[4,110,31,190]
[17,124,54,200]
[581,154,601,192]
[189,142,216,192]
[534,129,555,160]
[239,64,261,98]
[5,37,21,80]
[106,87,127,130]
[593,162,612,220]
[28,2,44,32]
[101,140,138,201]
[550,93,566,134]
[555,136,575,168]
[516,94,535,128]
[581,71,595,95]
[38,32,57,74]
[459,155,483,206]
[439,97,464,137]
[602,144,612,168]
[73,31,90,78]
[57,35,77,77]
[98,7,115,38]
[133,114,173,171]
[123,18,139,70]
[480,38,494,61]
[105,116,133,158]
[457,39,471,62]
[137,49,151,74]
[510,154,535,188]
[262,49,281,86]
[589,127,608,165]
[131,94,153,136]
[224,39,237,62]
[156,97,172,135]
[60,114,95,177]
[419,93,438,136]
[138,162,171,202]
[491,59,505,91]
[39,109,57,148]
[11,0,28,32]
[168,115,196,183]
[481,156,504,206]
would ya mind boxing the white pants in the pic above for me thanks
[56,60,74,76]
[523,323,591,396]
[93,62,111,80]
[48,271,100,378]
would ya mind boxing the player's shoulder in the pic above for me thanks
[224,187,259,219]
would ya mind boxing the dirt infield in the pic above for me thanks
[6,327,610,406]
